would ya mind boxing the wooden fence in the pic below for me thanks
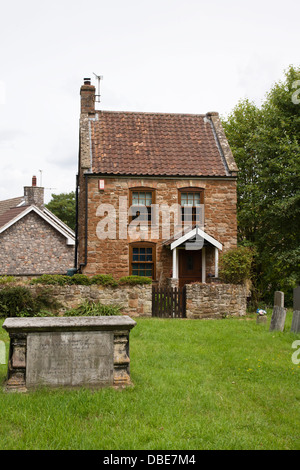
[152,286,186,318]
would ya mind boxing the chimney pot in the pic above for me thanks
[24,177,44,208]
[80,78,95,114]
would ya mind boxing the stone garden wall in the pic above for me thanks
[28,284,152,317]
[0,282,248,319]
[185,283,247,319]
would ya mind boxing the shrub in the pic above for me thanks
[64,300,120,316]
[0,276,16,285]
[0,286,61,317]
[0,286,36,317]
[33,287,62,313]
[219,246,254,284]
[90,274,118,287]
[69,274,91,285]
[30,274,70,286]
[118,275,152,285]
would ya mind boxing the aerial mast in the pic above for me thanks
[93,73,103,103]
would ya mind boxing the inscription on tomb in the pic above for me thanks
[26,331,114,388]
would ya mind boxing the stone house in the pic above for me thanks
[76,79,239,287]
[0,176,75,276]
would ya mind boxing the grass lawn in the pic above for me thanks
[0,312,299,450]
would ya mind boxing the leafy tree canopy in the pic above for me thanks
[46,191,76,231]
[222,65,300,304]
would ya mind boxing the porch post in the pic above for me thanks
[172,248,178,279]
[215,247,219,278]
[202,247,206,283]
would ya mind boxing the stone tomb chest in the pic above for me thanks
[2,316,136,392]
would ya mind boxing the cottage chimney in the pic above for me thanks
[80,78,95,114]
[24,175,44,208]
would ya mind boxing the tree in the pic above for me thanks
[46,192,76,231]
[222,66,300,305]
[221,99,262,243]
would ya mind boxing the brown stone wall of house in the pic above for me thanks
[78,176,237,283]
[0,212,74,275]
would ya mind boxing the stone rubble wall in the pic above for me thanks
[28,284,153,317]
[0,282,248,319]
[185,283,247,319]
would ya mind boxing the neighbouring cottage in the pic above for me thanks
[76,78,239,287]
[0,176,75,276]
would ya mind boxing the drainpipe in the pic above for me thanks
[74,174,79,270]
[78,173,88,272]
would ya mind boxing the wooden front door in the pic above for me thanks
[179,249,202,287]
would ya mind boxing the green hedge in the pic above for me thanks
[30,274,151,287]
[118,275,152,285]
[90,274,118,287]
[30,274,70,286]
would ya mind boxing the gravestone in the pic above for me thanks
[2,316,136,392]
[256,315,267,325]
[269,291,286,332]
[291,286,300,333]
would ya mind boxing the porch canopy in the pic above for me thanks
[163,225,223,282]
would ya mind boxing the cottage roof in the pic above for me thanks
[0,197,25,217]
[86,110,238,177]
[0,205,75,245]
[0,205,29,229]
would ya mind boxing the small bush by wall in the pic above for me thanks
[65,300,121,316]
[219,246,254,284]
[0,286,62,318]
[0,276,16,285]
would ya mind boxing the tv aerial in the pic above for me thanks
[93,72,103,103]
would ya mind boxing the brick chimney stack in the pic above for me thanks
[80,78,95,114]
[24,175,44,208]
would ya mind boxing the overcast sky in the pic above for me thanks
[0,0,299,203]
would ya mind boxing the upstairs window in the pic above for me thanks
[129,188,155,222]
[179,189,204,225]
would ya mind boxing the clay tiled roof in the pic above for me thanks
[0,205,29,229]
[89,111,235,177]
[0,197,24,217]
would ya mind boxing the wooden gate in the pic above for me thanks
[152,285,186,318]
